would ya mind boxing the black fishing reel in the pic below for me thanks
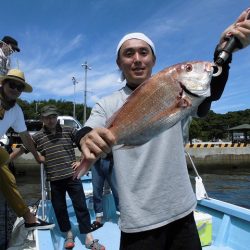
[212,28,242,77]
[215,9,250,67]
[215,36,243,67]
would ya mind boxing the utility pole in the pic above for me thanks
[35,101,42,113]
[72,77,78,118]
[81,61,91,125]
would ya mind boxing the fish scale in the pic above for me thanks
[107,74,179,140]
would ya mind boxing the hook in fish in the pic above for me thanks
[212,63,222,77]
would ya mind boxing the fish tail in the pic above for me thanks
[73,158,92,179]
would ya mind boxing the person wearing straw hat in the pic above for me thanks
[0,68,54,230]
[0,36,20,75]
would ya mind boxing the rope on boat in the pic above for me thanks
[185,151,209,200]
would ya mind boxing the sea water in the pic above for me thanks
[15,167,250,209]
[198,169,250,209]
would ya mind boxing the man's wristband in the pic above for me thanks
[75,126,93,151]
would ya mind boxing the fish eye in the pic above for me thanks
[185,64,192,72]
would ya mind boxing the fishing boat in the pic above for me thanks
[36,169,120,250]
[31,160,250,250]
[7,158,250,250]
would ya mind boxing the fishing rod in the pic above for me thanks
[215,8,250,67]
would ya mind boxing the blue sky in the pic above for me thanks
[2,0,250,114]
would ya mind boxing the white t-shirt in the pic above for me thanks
[0,103,27,137]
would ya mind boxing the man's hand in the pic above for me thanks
[72,161,80,171]
[220,8,250,50]
[79,127,116,163]
[38,155,45,163]
[73,127,116,179]
[19,131,44,164]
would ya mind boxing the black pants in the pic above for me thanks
[50,177,91,234]
[120,212,202,250]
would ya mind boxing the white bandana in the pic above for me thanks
[116,32,155,57]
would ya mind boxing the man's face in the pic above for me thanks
[2,80,24,101]
[41,115,58,130]
[117,39,155,88]
[1,43,14,56]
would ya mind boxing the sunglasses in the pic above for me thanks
[8,81,25,92]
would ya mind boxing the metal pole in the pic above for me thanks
[35,101,42,113]
[40,163,46,220]
[81,61,91,125]
[72,77,78,118]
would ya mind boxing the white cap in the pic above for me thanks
[116,32,155,57]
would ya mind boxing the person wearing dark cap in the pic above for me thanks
[0,68,54,230]
[11,105,105,250]
[0,36,20,75]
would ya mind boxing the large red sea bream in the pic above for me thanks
[74,61,215,178]
[107,61,214,146]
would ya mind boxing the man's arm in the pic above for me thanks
[197,47,231,117]
[19,131,44,163]
[9,146,26,161]
[76,127,115,161]
[73,127,115,178]
[197,8,250,117]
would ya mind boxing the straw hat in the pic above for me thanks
[0,69,32,93]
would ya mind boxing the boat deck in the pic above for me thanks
[36,193,120,249]
[36,221,120,250]
[33,175,250,250]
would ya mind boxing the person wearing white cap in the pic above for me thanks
[75,10,250,250]
[116,32,156,83]
[0,68,55,230]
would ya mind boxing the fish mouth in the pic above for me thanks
[178,81,200,97]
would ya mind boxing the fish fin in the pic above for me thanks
[147,96,191,125]
[177,95,192,108]
[112,145,124,150]
[113,144,136,150]
[73,158,92,179]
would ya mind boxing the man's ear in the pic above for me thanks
[152,55,156,66]
[116,58,121,69]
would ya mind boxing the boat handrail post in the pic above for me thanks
[40,163,46,220]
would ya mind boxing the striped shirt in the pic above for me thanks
[32,124,77,181]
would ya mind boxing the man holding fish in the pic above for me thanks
[75,9,250,250]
